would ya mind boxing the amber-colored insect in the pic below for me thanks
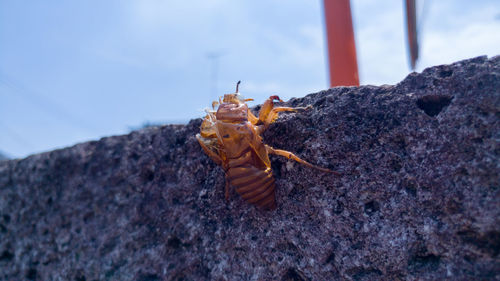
[196,81,338,209]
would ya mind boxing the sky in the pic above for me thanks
[0,0,499,158]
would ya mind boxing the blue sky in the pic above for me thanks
[1,0,499,158]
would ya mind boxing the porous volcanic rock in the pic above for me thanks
[0,56,499,280]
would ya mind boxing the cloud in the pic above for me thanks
[242,80,319,102]
[3,0,498,157]
[352,1,408,85]
[130,0,230,30]
[422,21,500,66]
[419,1,500,67]
[351,0,500,85]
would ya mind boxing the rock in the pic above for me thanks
[0,56,499,280]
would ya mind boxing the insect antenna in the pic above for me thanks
[235,80,241,93]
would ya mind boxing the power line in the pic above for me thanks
[0,119,35,152]
[0,70,97,134]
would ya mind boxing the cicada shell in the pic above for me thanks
[196,81,338,209]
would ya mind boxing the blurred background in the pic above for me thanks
[1,0,499,159]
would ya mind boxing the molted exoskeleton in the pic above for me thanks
[196,82,338,209]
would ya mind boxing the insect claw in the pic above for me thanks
[269,95,283,103]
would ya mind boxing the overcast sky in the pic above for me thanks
[1,0,499,158]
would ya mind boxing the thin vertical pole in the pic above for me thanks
[323,0,359,87]
[405,0,418,70]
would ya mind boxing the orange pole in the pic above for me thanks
[323,0,359,87]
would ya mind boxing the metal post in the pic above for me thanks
[323,0,359,87]
[405,0,418,70]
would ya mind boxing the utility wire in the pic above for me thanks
[0,119,36,152]
[0,70,97,134]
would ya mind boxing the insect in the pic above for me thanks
[196,81,338,209]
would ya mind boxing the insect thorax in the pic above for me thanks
[216,102,249,123]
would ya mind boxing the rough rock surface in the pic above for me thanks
[0,56,499,280]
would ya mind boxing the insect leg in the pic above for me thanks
[196,134,223,166]
[265,145,340,175]
[258,96,284,127]
[247,110,259,125]
[263,107,300,127]
[259,96,312,128]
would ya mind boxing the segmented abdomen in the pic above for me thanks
[226,151,276,209]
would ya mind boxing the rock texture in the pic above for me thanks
[0,56,499,280]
